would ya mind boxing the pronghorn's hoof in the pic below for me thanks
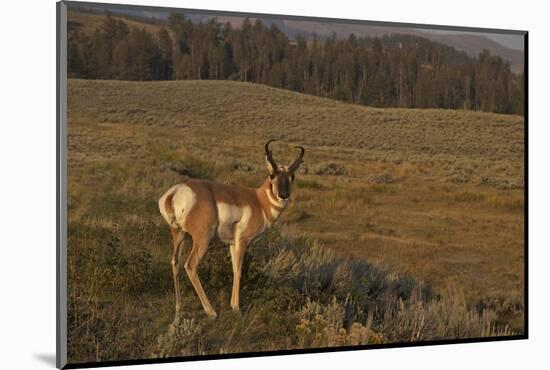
[206,310,218,319]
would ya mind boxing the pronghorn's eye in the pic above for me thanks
[290,174,295,182]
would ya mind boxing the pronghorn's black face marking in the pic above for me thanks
[265,139,304,201]
[270,168,295,201]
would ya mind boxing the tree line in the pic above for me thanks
[67,12,524,115]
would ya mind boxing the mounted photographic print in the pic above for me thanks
[56,1,528,368]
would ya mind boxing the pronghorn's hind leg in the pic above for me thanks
[170,227,187,312]
[185,228,217,318]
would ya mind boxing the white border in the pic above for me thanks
[2,1,548,369]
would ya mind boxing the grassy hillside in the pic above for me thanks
[67,79,524,363]
[69,79,523,165]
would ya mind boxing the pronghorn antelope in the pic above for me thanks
[158,140,304,317]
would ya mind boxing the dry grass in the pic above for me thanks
[66,79,524,363]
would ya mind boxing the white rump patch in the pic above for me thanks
[266,188,285,208]
[158,185,178,227]
[169,184,197,231]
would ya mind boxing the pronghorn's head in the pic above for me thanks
[265,139,305,202]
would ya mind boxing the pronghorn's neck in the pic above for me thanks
[256,177,287,225]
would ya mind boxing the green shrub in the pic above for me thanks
[312,162,347,176]
[296,297,383,347]
[370,172,398,184]
[164,155,219,180]
[379,287,514,342]
[155,229,513,357]
[453,191,486,202]
[295,178,325,190]
[369,184,397,194]
[228,160,255,172]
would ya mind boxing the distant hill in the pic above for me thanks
[68,79,523,162]
[188,15,524,73]
[252,19,524,73]
[420,32,523,73]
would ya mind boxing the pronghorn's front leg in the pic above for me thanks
[230,236,248,311]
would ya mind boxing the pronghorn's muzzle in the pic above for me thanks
[278,195,289,201]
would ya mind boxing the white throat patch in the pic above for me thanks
[266,188,285,208]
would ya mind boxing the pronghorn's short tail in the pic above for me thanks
[158,185,179,228]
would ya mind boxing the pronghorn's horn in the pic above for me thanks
[288,146,305,173]
[265,139,279,173]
